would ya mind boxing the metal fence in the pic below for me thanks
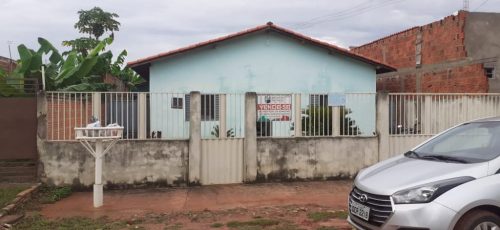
[388,93,500,156]
[389,93,500,136]
[256,93,376,137]
[200,93,245,139]
[46,92,247,141]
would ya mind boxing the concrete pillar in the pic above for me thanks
[137,93,147,139]
[188,91,202,185]
[294,94,302,137]
[244,92,257,182]
[92,92,101,120]
[36,92,47,180]
[219,94,227,138]
[376,93,390,161]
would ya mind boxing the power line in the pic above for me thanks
[292,0,407,30]
[474,0,491,10]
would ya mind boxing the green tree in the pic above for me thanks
[63,7,120,56]
[301,106,361,136]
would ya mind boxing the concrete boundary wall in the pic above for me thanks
[256,137,378,182]
[37,92,391,187]
[38,140,188,187]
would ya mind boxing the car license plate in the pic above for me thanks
[350,199,370,221]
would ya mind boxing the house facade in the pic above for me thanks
[352,11,500,93]
[129,23,394,138]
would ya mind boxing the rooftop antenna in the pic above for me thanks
[463,0,470,11]
[7,40,13,73]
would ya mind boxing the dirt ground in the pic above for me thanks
[16,181,354,230]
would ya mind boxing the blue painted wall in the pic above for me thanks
[147,31,377,137]
[149,31,376,93]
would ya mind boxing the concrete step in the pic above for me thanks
[0,160,37,183]
[0,166,36,173]
[0,175,37,183]
[0,160,36,167]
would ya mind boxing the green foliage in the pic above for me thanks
[210,223,224,228]
[211,125,235,138]
[226,219,280,228]
[0,186,28,207]
[15,213,127,230]
[40,186,72,204]
[75,7,120,40]
[302,106,361,136]
[62,7,120,56]
[307,211,347,222]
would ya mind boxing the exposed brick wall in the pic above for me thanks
[46,96,94,140]
[352,28,419,69]
[420,12,468,65]
[0,57,16,74]
[377,63,488,93]
[352,11,488,93]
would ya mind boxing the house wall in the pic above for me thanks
[352,11,493,93]
[148,31,378,137]
[256,137,378,181]
[149,31,376,93]
[38,140,188,187]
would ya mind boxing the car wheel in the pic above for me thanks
[455,210,500,230]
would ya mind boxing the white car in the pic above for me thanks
[348,118,500,229]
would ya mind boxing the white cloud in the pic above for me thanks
[1,0,500,61]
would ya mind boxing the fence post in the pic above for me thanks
[137,93,147,139]
[423,95,432,135]
[332,107,341,136]
[36,92,47,179]
[189,91,202,185]
[376,93,390,161]
[91,92,101,120]
[244,92,257,182]
[219,94,227,138]
[294,94,302,137]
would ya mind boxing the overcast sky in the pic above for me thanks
[1,0,499,62]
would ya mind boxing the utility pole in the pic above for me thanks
[463,0,470,11]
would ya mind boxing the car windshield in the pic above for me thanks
[409,121,500,163]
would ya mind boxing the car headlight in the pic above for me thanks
[392,177,474,204]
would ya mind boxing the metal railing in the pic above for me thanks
[47,92,190,141]
[389,93,500,136]
[256,93,376,137]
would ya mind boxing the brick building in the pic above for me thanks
[352,11,500,93]
[0,56,16,75]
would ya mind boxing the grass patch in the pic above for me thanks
[14,213,127,230]
[227,219,280,229]
[0,186,28,207]
[307,211,347,222]
[210,222,224,228]
[164,223,183,230]
[316,227,338,230]
[39,186,72,204]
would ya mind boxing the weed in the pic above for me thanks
[307,211,336,222]
[210,222,224,228]
[14,213,127,230]
[316,227,338,230]
[227,219,280,229]
[39,186,72,204]
[0,186,28,207]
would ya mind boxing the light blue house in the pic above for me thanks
[129,22,394,138]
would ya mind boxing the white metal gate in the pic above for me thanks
[388,93,500,157]
[201,138,244,185]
